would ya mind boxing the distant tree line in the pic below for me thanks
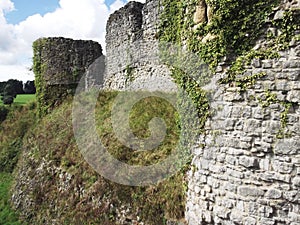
[0,79,36,105]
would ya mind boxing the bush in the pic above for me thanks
[0,139,22,173]
[2,96,14,105]
[0,106,9,122]
[0,105,36,173]
[23,81,36,94]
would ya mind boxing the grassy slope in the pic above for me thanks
[11,91,187,225]
[0,173,21,225]
[0,104,36,225]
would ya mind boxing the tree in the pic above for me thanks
[0,82,6,95]
[6,79,24,95]
[2,96,14,105]
[23,81,36,94]
[2,83,17,106]
[3,83,17,98]
[0,106,9,122]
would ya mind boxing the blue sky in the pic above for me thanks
[5,0,118,24]
[0,0,145,82]
[5,0,60,24]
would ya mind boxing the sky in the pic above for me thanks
[0,0,145,82]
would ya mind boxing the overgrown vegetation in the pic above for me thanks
[158,0,300,136]
[0,103,36,224]
[96,92,187,223]
[11,92,188,224]
[258,89,294,139]
[0,106,9,122]
[0,173,22,225]
[125,65,135,85]
[159,0,280,69]
[0,103,36,172]
[33,38,48,117]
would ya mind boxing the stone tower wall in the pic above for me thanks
[33,37,102,114]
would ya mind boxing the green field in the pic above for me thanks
[0,94,36,106]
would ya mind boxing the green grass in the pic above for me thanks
[0,94,36,106]
[13,94,36,106]
[0,173,22,225]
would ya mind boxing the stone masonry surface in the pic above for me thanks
[36,37,102,85]
[185,1,300,223]
[104,0,177,91]
[34,37,102,110]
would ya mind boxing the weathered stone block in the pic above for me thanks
[227,168,244,179]
[252,59,262,68]
[287,90,300,103]
[214,206,230,219]
[275,80,291,91]
[239,156,258,168]
[258,206,273,218]
[193,0,207,24]
[287,69,300,81]
[274,139,299,155]
[272,160,294,174]
[292,177,300,187]
[244,119,262,133]
[262,60,273,69]
[265,189,282,199]
[244,217,257,225]
[238,186,265,197]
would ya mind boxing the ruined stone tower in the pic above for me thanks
[33,37,102,115]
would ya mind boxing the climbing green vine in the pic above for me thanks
[33,38,49,117]
[125,65,135,85]
[258,90,293,139]
[158,0,299,131]
[158,0,282,122]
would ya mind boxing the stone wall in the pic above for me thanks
[186,13,300,225]
[104,0,176,91]
[33,37,102,114]
[93,0,300,223]
[30,0,300,224]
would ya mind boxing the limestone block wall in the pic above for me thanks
[186,40,300,224]
[104,0,176,91]
[105,1,144,80]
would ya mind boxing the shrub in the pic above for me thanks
[0,106,9,122]
[2,96,14,105]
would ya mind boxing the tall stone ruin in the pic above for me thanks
[104,0,176,91]
[33,37,103,115]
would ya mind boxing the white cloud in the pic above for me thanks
[0,0,14,13]
[0,64,33,82]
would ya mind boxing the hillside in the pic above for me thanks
[7,92,187,224]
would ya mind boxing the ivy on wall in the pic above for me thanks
[33,38,48,117]
[159,0,280,69]
[158,0,280,136]
[33,38,86,117]
[158,0,300,128]
[157,2,300,219]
